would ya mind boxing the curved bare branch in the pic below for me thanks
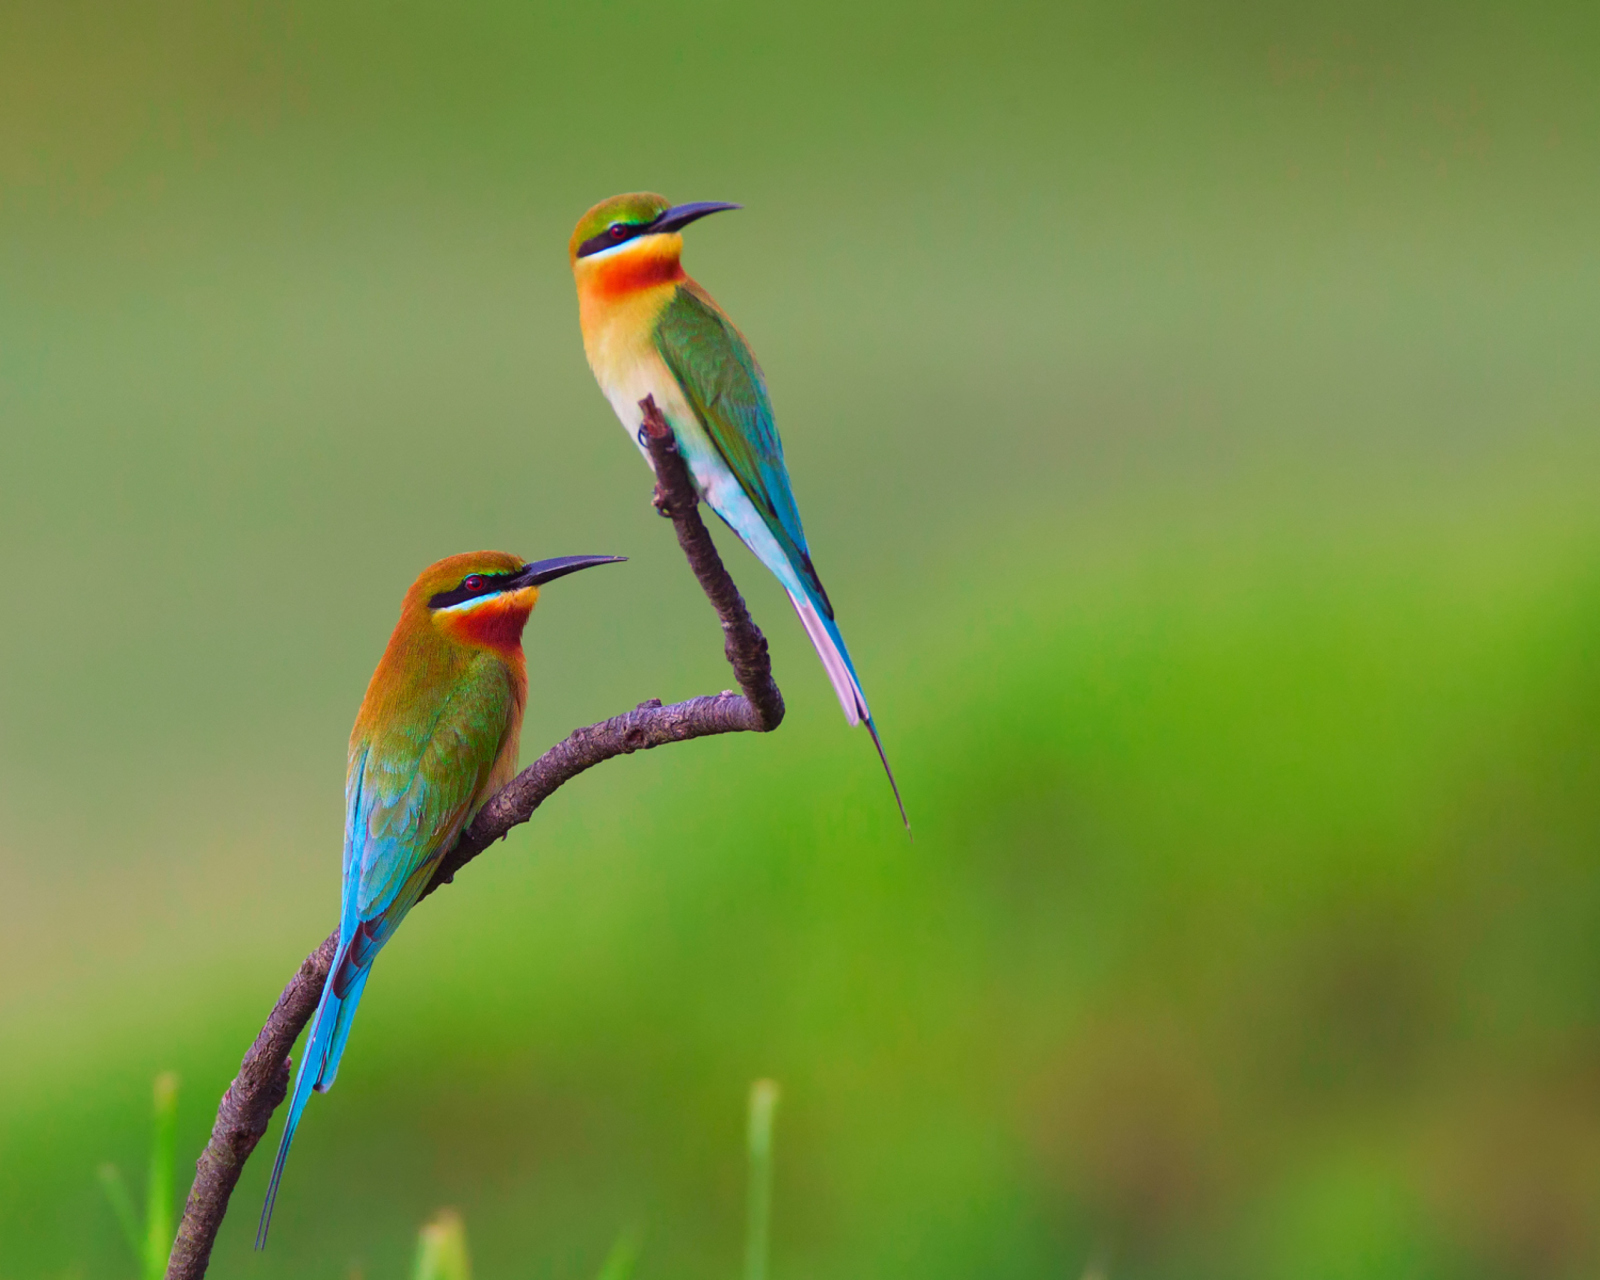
[167,396,783,1279]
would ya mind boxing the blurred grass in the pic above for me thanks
[414,1211,471,1280]
[7,501,1598,1278]
[1,1,1598,1278]
[745,1081,778,1280]
[96,1073,178,1280]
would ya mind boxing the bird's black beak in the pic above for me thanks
[515,555,627,588]
[650,201,741,234]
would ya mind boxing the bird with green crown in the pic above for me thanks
[568,192,907,826]
[256,549,624,1246]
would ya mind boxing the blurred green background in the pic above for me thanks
[2,2,1598,1277]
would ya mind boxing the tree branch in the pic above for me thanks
[167,395,783,1279]
[166,935,336,1279]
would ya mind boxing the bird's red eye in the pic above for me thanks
[462,574,485,592]
[609,223,627,239]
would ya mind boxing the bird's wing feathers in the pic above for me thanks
[655,283,833,616]
[340,665,513,981]
[260,658,517,1243]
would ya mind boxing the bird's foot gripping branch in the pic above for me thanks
[165,395,782,1280]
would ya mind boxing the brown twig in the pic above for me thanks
[167,395,783,1279]
[166,936,336,1279]
[636,395,784,733]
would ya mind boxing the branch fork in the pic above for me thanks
[167,396,783,1279]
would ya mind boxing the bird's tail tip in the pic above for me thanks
[255,1130,291,1249]
[257,950,353,1250]
[256,1044,319,1250]
[786,590,909,832]
[865,716,910,835]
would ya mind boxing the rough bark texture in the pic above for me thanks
[167,395,783,1279]
[636,395,785,734]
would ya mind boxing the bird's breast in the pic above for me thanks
[575,258,729,504]
[580,287,690,428]
[578,279,674,378]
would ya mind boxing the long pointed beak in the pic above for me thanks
[650,201,741,234]
[515,555,627,588]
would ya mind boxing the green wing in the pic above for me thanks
[654,283,832,615]
[342,661,515,976]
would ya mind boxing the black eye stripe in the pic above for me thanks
[428,570,521,611]
[577,219,653,259]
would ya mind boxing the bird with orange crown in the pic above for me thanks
[568,193,907,827]
[256,550,624,1246]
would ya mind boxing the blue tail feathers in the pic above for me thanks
[255,944,369,1249]
[318,965,369,1094]
[687,417,907,827]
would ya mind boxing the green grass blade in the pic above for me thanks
[144,1072,178,1280]
[96,1163,143,1262]
[744,1079,780,1280]
[414,1209,471,1280]
[593,1226,642,1280]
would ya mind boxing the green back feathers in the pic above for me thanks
[345,658,515,966]
[654,284,832,617]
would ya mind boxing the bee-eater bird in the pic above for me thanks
[256,549,624,1246]
[568,192,907,827]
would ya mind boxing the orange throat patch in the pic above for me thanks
[439,589,537,658]
[576,233,686,305]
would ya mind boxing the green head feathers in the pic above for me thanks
[569,193,671,261]
[569,193,741,262]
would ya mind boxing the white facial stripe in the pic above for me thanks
[581,231,672,263]
[435,588,526,615]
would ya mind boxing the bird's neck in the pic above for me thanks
[353,620,527,747]
[577,232,686,297]
[437,598,534,663]
[575,234,685,344]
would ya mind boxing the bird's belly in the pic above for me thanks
[595,358,803,600]
[593,348,729,504]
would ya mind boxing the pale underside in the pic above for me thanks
[585,312,866,725]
